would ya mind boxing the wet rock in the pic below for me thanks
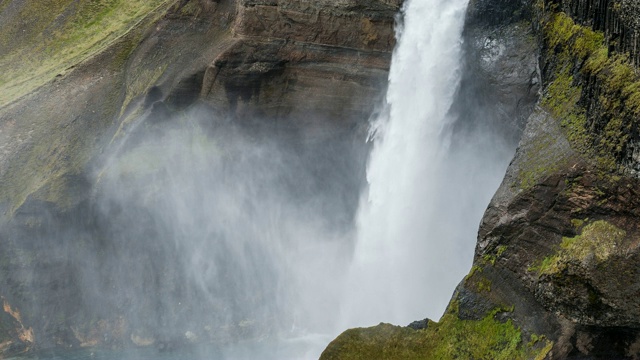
[323,0,640,358]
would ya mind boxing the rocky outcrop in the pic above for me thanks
[460,0,640,356]
[0,0,400,355]
[0,0,399,213]
[550,0,640,66]
[323,0,640,359]
[202,0,398,125]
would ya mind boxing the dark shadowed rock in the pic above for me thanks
[407,319,429,330]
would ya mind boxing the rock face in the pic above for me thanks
[322,0,640,359]
[456,0,539,145]
[4,0,639,357]
[466,0,640,356]
[202,0,398,125]
[0,0,400,356]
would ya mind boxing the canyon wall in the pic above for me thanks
[0,0,400,356]
[322,0,640,359]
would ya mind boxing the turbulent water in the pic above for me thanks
[11,0,519,359]
[8,335,332,360]
[340,0,473,327]
[339,0,518,328]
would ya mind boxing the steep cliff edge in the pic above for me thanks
[0,0,400,356]
[322,0,640,359]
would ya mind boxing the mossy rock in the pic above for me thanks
[320,303,552,360]
[539,8,640,175]
[531,220,626,275]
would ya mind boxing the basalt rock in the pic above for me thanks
[456,0,640,356]
[456,0,539,144]
[323,0,640,359]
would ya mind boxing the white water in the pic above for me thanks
[339,0,491,328]
[22,1,518,359]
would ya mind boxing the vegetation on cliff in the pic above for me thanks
[540,7,640,173]
[324,0,640,358]
[0,0,402,355]
[0,0,173,107]
[531,220,627,274]
[320,302,552,360]
[0,0,182,214]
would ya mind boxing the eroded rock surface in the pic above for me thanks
[203,0,398,125]
[0,0,400,355]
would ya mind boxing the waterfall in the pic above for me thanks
[340,0,495,327]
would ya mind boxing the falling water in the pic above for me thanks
[340,0,512,327]
[5,0,521,359]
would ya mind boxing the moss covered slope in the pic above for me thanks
[0,0,402,355]
[539,8,640,174]
[0,0,173,107]
[0,0,240,214]
[321,303,552,360]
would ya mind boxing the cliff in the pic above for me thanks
[3,0,639,357]
[322,0,640,359]
[0,0,399,356]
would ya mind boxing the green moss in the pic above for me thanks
[535,341,553,360]
[320,303,552,360]
[477,278,492,293]
[465,265,482,281]
[479,246,508,269]
[541,66,590,156]
[570,218,585,229]
[463,265,493,294]
[529,255,555,274]
[515,106,575,190]
[531,220,626,275]
[528,333,544,346]
[0,0,174,107]
[560,220,625,261]
[483,254,497,266]
[0,1,180,212]
[179,0,203,17]
[496,245,508,257]
[539,11,640,174]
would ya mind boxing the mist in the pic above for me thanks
[338,0,519,328]
[62,0,517,353]
[47,107,368,358]
[1,0,529,358]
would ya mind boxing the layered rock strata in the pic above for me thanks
[0,0,400,355]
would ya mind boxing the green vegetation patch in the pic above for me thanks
[0,0,179,212]
[0,0,172,106]
[513,106,577,190]
[540,10,640,173]
[531,220,626,275]
[320,303,552,360]
[516,130,567,189]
